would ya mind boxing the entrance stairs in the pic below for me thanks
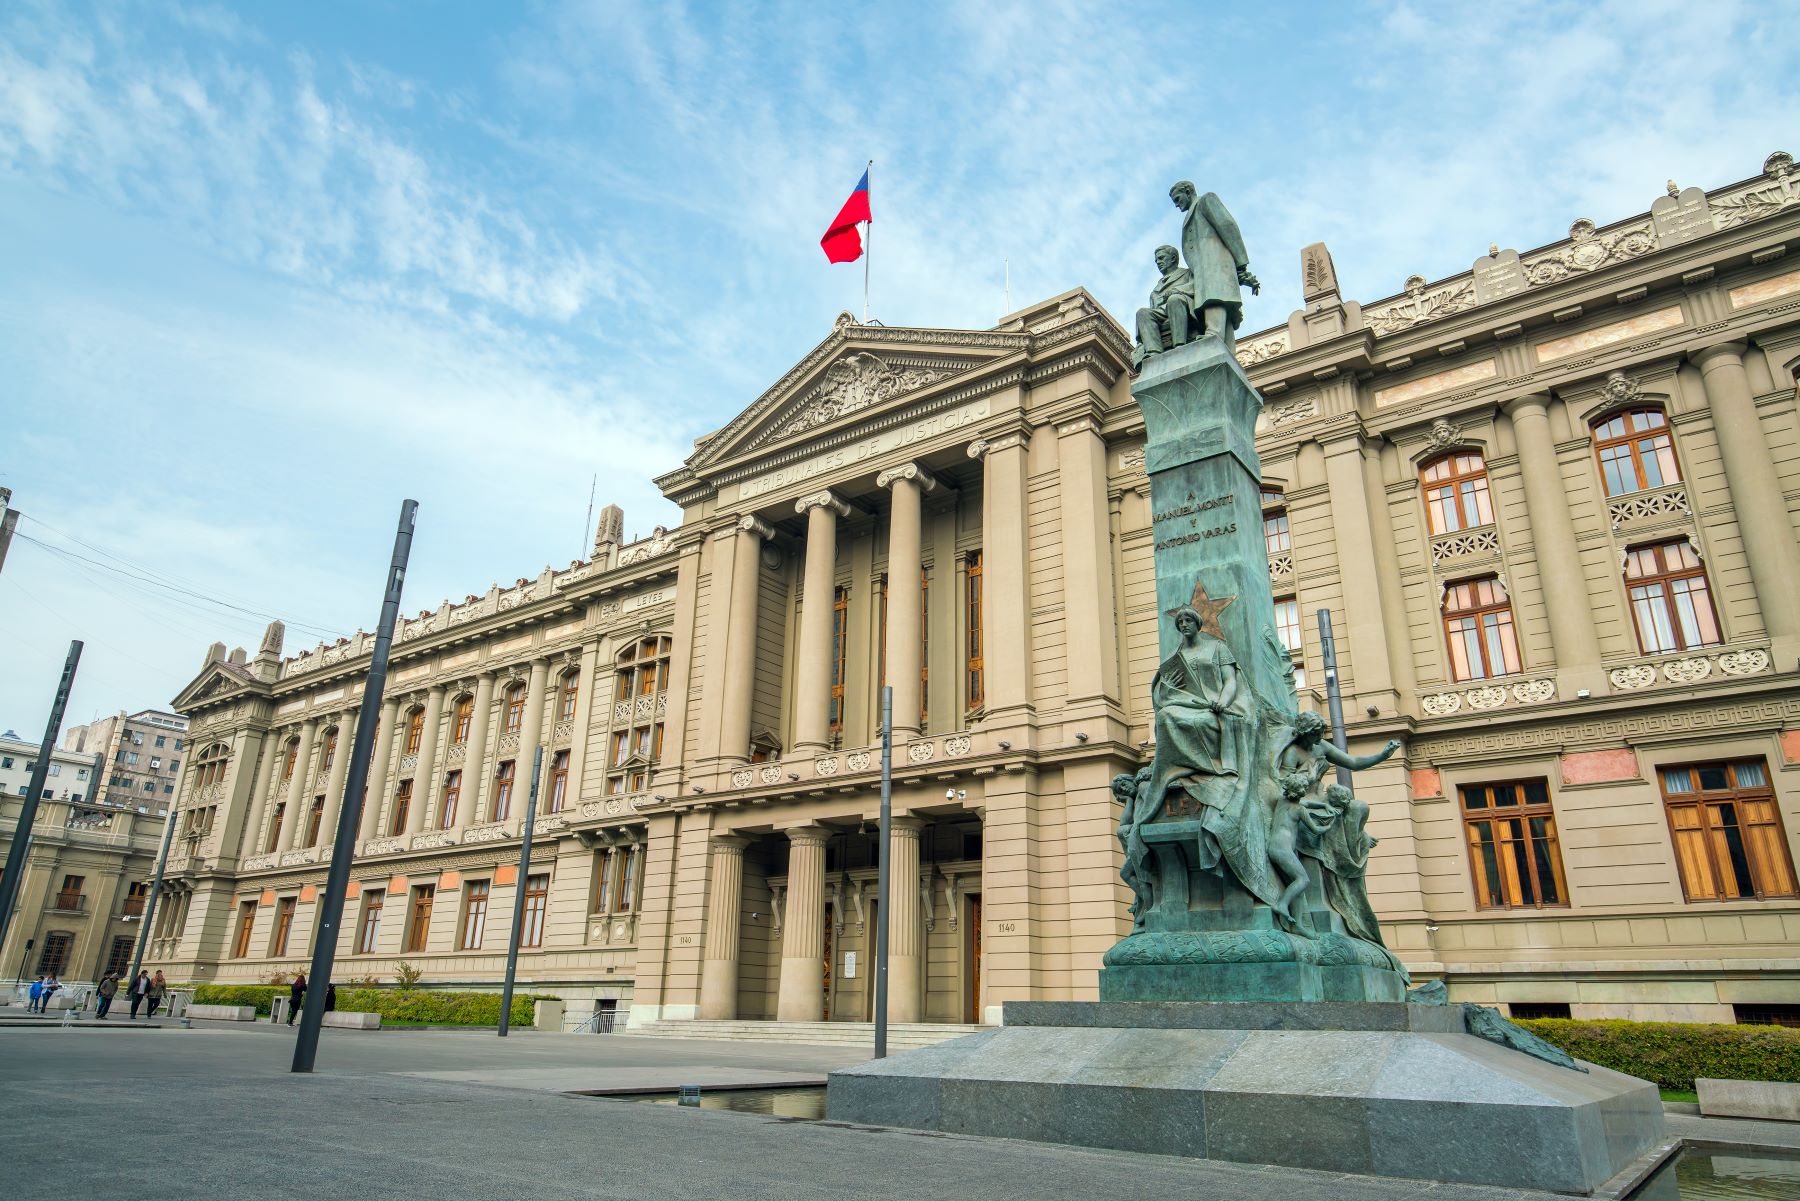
[622,1019,985,1050]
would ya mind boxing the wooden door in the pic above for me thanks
[862,899,879,1020]
[964,894,982,1023]
[822,902,834,1021]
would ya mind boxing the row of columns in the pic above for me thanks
[699,819,925,1023]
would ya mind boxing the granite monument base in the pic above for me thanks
[826,1001,1664,1195]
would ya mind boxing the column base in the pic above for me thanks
[698,961,739,1021]
[776,956,824,1022]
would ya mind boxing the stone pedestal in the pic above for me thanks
[827,1001,1664,1196]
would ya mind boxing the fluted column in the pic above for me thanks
[277,719,318,851]
[316,709,354,849]
[517,659,551,770]
[886,817,924,1022]
[566,641,600,804]
[1321,435,1398,710]
[698,834,751,1019]
[1696,342,1800,654]
[793,493,851,755]
[360,699,400,842]
[1509,393,1604,690]
[459,673,497,825]
[878,465,935,741]
[776,824,830,1021]
[969,433,1031,720]
[406,686,446,835]
[720,516,775,764]
[240,729,281,859]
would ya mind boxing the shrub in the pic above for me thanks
[1517,1018,1800,1091]
[192,984,284,1015]
[333,987,546,1028]
[393,961,425,991]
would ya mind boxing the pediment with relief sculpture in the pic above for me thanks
[686,314,1019,470]
[171,662,264,714]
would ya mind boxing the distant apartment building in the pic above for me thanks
[64,709,190,811]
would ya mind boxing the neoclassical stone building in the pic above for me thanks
[152,151,1800,1027]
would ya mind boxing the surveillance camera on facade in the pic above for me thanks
[945,788,957,800]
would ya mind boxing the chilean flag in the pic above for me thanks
[820,168,871,263]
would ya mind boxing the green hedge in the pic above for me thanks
[1517,1018,1800,1091]
[188,984,546,1027]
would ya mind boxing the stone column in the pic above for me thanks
[240,729,281,859]
[1509,393,1604,690]
[360,699,400,843]
[405,687,446,836]
[460,673,497,825]
[1053,417,1121,711]
[792,493,850,755]
[566,641,601,806]
[886,817,925,1023]
[776,824,830,1021]
[1322,435,1398,712]
[721,517,775,764]
[516,659,552,792]
[878,465,935,741]
[698,834,751,1019]
[969,433,1032,721]
[1696,342,1800,655]
[277,719,318,852]
[316,709,354,849]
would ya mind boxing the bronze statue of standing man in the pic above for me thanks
[1134,182,1260,368]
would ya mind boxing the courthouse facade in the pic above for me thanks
[150,152,1800,1026]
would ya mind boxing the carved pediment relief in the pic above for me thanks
[763,353,958,444]
[172,664,258,713]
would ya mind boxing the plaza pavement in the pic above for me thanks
[0,1020,1784,1200]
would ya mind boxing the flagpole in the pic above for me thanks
[863,158,872,323]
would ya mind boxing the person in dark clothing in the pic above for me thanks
[286,972,306,1025]
[96,971,119,1019]
[324,982,337,1012]
[129,970,151,1019]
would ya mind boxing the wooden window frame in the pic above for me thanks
[460,879,490,950]
[1420,451,1496,535]
[355,890,384,954]
[304,797,325,845]
[104,935,135,978]
[404,884,435,953]
[1592,407,1681,498]
[265,803,285,853]
[520,873,549,948]
[1272,595,1307,688]
[320,730,338,773]
[389,778,413,836]
[503,685,527,734]
[440,770,461,829]
[618,849,638,913]
[607,638,671,796]
[829,585,850,733]
[965,551,984,711]
[594,850,615,914]
[271,896,296,957]
[559,670,580,722]
[282,739,298,780]
[404,708,425,755]
[1659,759,1797,902]
[452,697,473,745]
[37,931,74,976]
[1262,486,1291,555]
[232,901,258,959]
[1442,576,1521,682]
[1459,779,1569,910]
[1624,539,1721,655]
[548,750,569,813]
[492,759,515,820]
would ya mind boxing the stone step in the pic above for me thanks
[622,1019,983,1048]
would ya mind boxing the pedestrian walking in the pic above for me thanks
[40,975,61,1012]
[145,971,167,1019]
[27,975,45,1013]
[129,970,150,1019]
[96,971,119,1019]
[325,982,337,1012]
[287,971,307,1025]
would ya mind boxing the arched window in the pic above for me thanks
[503,683,528,733]
[1593,408,1680,497]
[404,707,425,755]
[194,742,231,790]
[558,669,580,722]
[1261,487,1291,555]
[319,728,338,772]
[1420,452,1494,535]
[1442,576,1520,681]
[608,637,671,796]
[1624,539,1720,654]
[451,696,473,745]
[281,738,299,781]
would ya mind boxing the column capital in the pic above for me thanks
[736,514,777,540]
[783,823,832,848]
[888,816,926,837]
[967,433,1025,460]
[1504,390,1554,417]
[1693,339,1749,371]
[876,462,938,493]
[709,833,752,854]
[794,491,851,518]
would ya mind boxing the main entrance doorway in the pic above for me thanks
[964,893,982,1023]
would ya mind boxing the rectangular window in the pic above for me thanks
[520,873,549,948]
[1733,1004,1800,1027]
[1509,1002,1571,1020]
[105,936,135,978]
[1460,779,1568,909]
[619,850,637,913]
[232,901,258,958]
[1659,759,1796,901]
[559,672,580,722]
[126,752,138,765]
[155,735,166,748]
[356,890,385,954]
[460,880,490,950]
[1443,577,1521,681]
[1624,540,1721,655]
[271,896,296,957]
[965,551,984,710]
[37,932,73,976]
[266,803,286,853]
[54,875,84,910]
[452,698,473,745]
[304,797,325,845]
[594,850,615,914]
[504,686,527,733]
[389,779,413,836]
[1264,508,1291,555]
[920,569,930,728]
[405,709,425,754]
[404,884,435,953]
[548,751,569,813]
[123,881,150,917]
[829,585,850,732]
[440,770,462,829]
[492,761,516,821]
[1272,596,1307,689]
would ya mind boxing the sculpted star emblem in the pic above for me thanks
[1167,578,1235,640]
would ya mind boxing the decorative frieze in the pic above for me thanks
[731,768,754,789]
[1663,657,1712,684]
[815,756,840,776]
[411,831,458,851]
[846,751,871,771]
[361,837,407,856]
[1422,677,1557,718]
[1607,484,1691,530]
[461,823,510,844]
[1610,664,1659,690]
[1718,648,1771,676]
[907,741,935,763]
[241,853,278,872]
[759,765,782,785]
[278,849,318,867]
[1268,552,1294,585]
[398,753,419,773]
[1429,526,1501,566]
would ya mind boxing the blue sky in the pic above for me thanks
[1,0,1795,734]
